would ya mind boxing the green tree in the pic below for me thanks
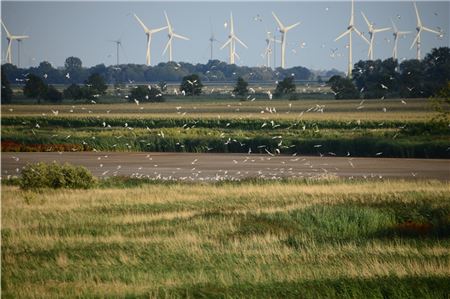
[64,56,82,71]
[1,69,13,104]
[274,76,296,97]
[233,76,249,97]
[63,84,84,100]
[45,85,63,103]
[180,74,203,96]
[129,85,164,103]
[85,73,107,95]
[423,47,450,96]
[328,75,360,99]
[23,74,47,103]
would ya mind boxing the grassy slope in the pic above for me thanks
[2,179,450,298]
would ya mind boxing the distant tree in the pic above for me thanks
[23,74,47,103]
[63,84,84,100]
[129,85,164,103]
[423,47,450,95]
[1,69,13,104]
[85,73,107,95]
[45,85,63,103]
[180,74,203,96]
[233,76,249,97]
[317,76,323,84]
[328,75,360,99]
[64,56,82,71]
[158,81,168,92]
[352,58,398,99]
[274,76,296,97]
[398,59,426,98]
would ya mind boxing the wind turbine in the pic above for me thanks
[391,19,411,60]
[163,11,190,62]
[410,2,440,60]
[1,20,29,66]
[361,11,391,60]
[334,0,369,78]
[220,12,248,65]
[271,12,300,69]
[109,38,122,66]
[134,14,167,66]
[264,31,274,68]
[208,20,220,60]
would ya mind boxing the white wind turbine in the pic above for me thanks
[391,19,411,60]
[410,2,440,60]
[163,11,189,62]
[264,31,274,68]
[134,14,167,66]
[271,12,300,69]
[220,12,248,65]
[361,12,391,60]
[1,20,29,66]
[334,0,369,78]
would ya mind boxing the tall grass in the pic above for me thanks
[2,179,449,298]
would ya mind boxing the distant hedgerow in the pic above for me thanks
[20,162,95,190]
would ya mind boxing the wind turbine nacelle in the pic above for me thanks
[416,27,421,32]
[347,25,353,30]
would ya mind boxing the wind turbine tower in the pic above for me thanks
[410,2,441,60]
[361,11,391,60]
[334,0,369,77]
[220,12,248,65]
[163,11,190,62]
[391,19,411,60]
[271,12,300,69]
[1,20,29,66]
[134,14,167,66]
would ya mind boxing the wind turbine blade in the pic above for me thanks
[361,11,371,27]
[151,26,168,34]
[220,38,232,50]
[422,26,440,35]
[234,51,240,60]
[1,20,11,37]
[374,27,391,33]
[285,22,300,31]
[272,12,285,30]
[398,31,412,35]
[350,0,355,25]
[413,2,422,27]
[134,14,149,32]
[12,35,29,40]
[410,31,420,49]
[173,33,189,40]
[335,29,351,42]
[234,36,248,48]
[163,38,171,55]
[391,19,398,33]
[354,27,370,44]
[164,11,172,31]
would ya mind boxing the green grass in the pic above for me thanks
[2,179,450,298]
[1,99,449,158]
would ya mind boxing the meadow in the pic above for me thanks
[2,178,449,298]
[2,99,448,158]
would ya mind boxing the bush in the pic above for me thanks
[45,85,63,103]
[20,162,95,190]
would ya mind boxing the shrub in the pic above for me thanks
[20,162,95,190]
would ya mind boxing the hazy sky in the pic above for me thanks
[1,1,448,71]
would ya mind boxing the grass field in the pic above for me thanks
[1,178,449,298]
[2,99,448,158]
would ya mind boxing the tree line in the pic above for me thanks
[328,47,450,99]
[2,57,315,85]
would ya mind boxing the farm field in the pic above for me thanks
[2,99,448,158]
[2,179,450,298]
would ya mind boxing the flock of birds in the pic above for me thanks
[3,86,426,182]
